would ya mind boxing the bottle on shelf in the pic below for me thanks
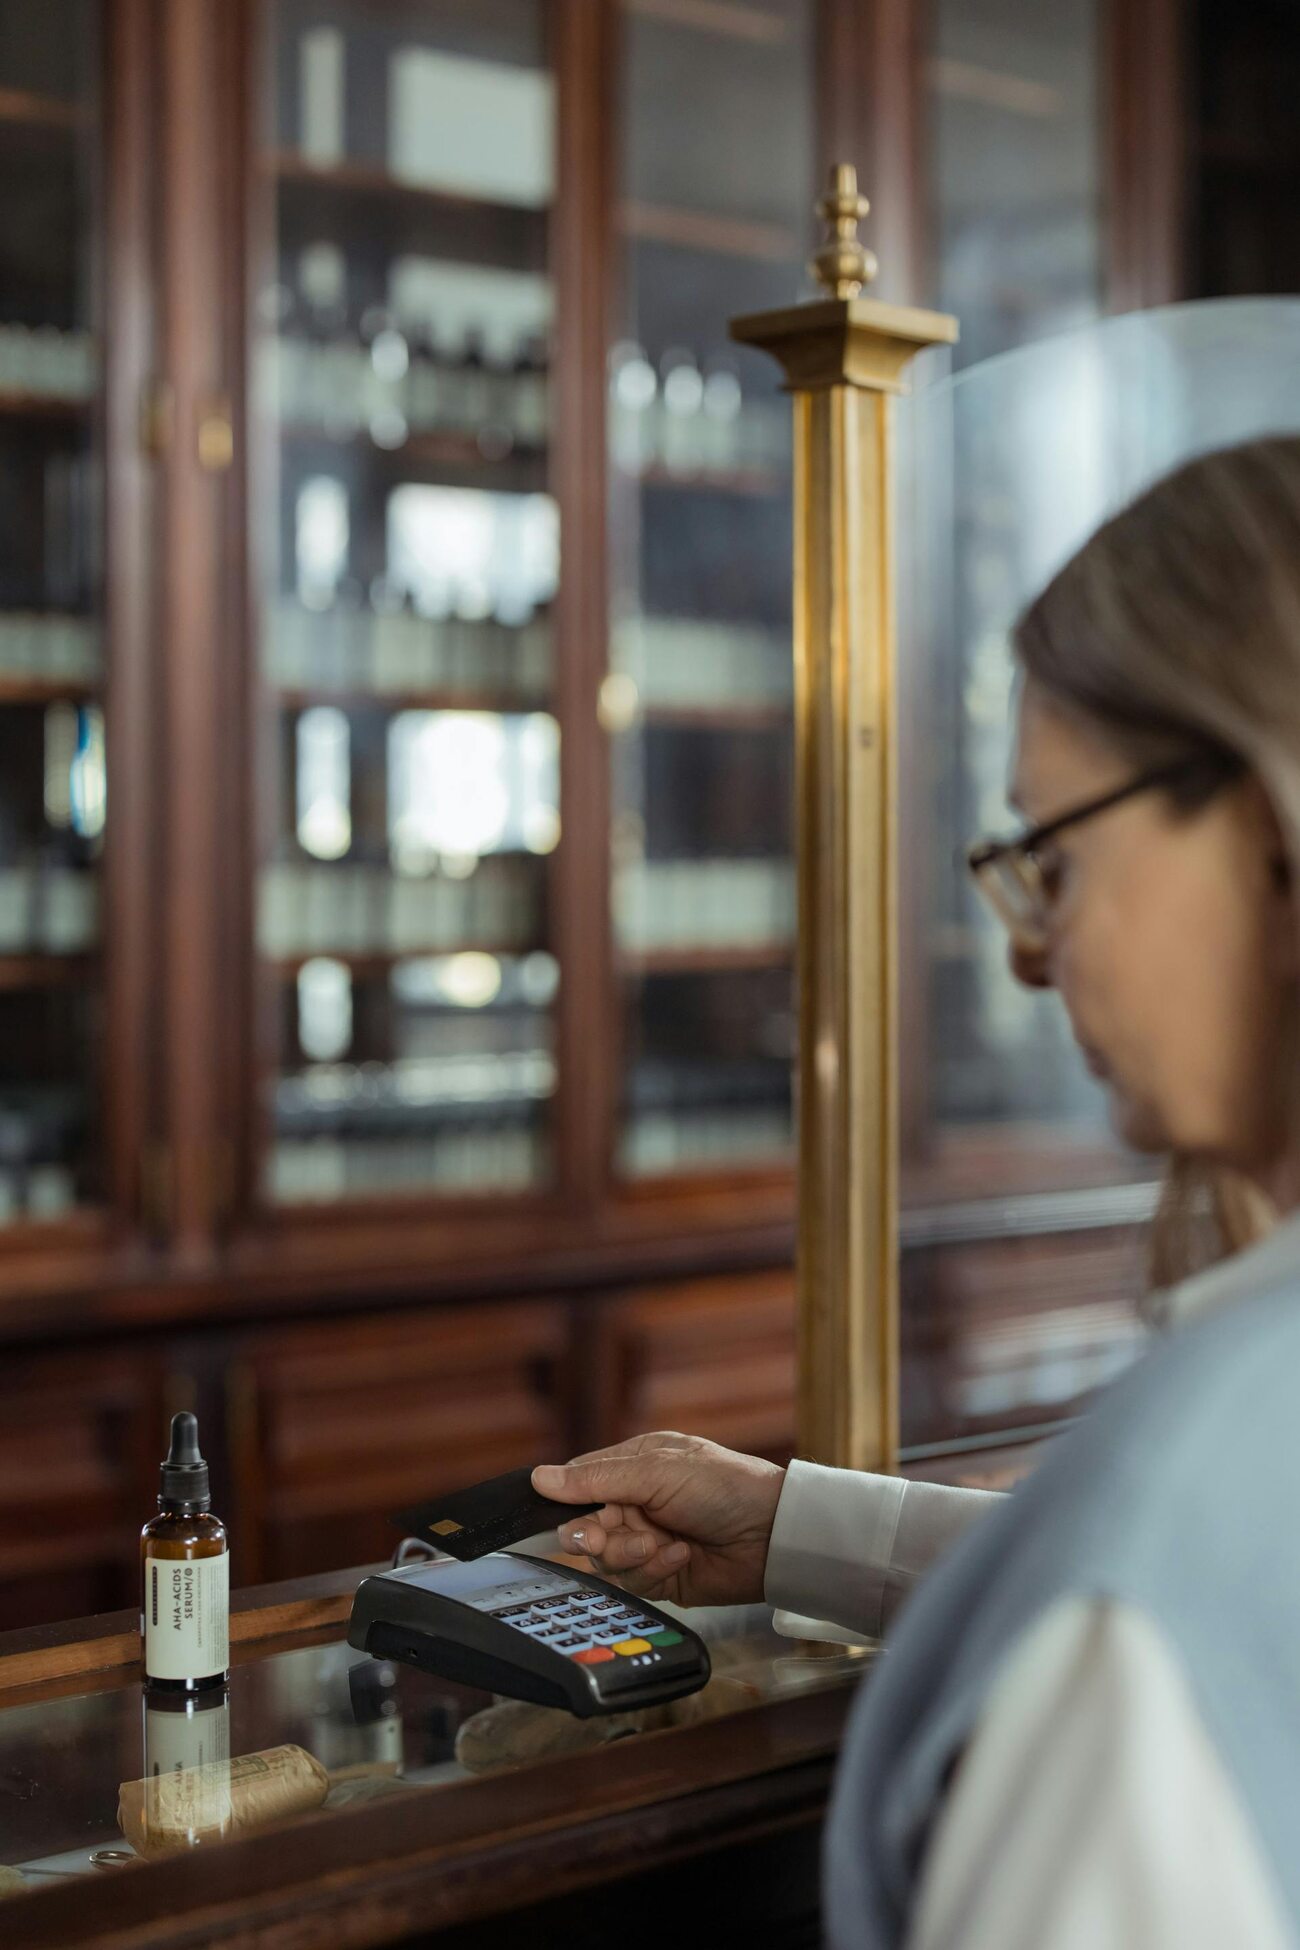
[298,23,345,167]
[360,305,410,450]
[658,347,704,475]
[459,329,490,434]
[367,576,403,692]
[513,334,549,451]
[609,341,657,473]
[407,319,442,434]
[476,333,515,459]
[701,353,744,472]
[334,578,369,690]
[0,322,96,402]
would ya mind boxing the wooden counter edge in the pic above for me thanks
[0,1564,371,1696]
[8,1681,854,1950]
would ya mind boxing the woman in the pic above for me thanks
[534,437,1300,1948]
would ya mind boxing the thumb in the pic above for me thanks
[532,1458,658,1509]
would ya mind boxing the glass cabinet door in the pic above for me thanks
[0,1,108,1230]
[608,0,813,1181]
[253,1,560,1206]
[899,0,1151,1457]
[928,0,1104,371]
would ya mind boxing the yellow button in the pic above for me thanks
[612,1638,652,1656]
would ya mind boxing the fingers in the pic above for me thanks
[586,1539,690,1601]
[640,1540,690,1583]
[558,1509,675,1566]
[533,1455,669,1513]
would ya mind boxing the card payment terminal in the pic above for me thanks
[348,1553,711,1718]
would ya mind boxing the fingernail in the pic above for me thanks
[664,1543,689,1567]
[533,1466,564,1494]
[631,1535,651,1561]
[568,1528,588,1551]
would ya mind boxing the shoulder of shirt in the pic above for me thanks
[1000,1260,1300,1570]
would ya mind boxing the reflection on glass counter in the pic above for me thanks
[0,0,105,1230]
[255,0,558,1206]
[0,1600,863,1897]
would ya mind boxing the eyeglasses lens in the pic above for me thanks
[972,852,1049,954]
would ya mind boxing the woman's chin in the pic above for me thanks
[1106,1087,1170,1156]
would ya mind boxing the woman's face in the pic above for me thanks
[1009,682,1297,1177]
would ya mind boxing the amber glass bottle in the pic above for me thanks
[141,1412,230,1694]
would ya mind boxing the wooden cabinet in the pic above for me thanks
[0,1346,165,1626]
[587,1271,797,1462]
[0,0,1273,1632]
[226,1298,573,1583]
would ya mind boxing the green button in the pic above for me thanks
[645,1629,683,1647]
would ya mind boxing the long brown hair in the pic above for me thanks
[1012,436,1300,1287]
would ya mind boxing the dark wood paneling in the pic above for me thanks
[552,0,619,1217]
[228,1298,575,1583]
[588,1268,797,1460]
[0,1346,164,1629]
[901,1225,1148,1451]
[1103,0,1189,311]
[156,0,234,1262]
[102,0,160,1242]
[818,0,926,305]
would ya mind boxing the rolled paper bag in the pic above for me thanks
[118,1743,329,1857]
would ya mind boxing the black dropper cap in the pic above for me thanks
[159,1411,211,1509]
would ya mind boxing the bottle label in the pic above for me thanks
[144,1555,230,1681]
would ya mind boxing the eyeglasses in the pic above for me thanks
[966,753,1242,954]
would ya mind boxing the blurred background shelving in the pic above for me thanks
[0,0,1296,1627]
[0,0,105,1256]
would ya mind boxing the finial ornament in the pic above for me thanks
[810,162,877,299]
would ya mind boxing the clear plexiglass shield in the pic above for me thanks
[896,299,1300,1450]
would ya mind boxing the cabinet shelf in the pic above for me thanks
[0,87,84,133]
[0,954,97,993]
[621,943,793,976]
[0,675,100,706]
[269,946,542,979]
[0,393,90,424]
[1196,132,1300,175]
[620,199,798,262]
[639,701,791,731]
[623,0,792,45]
[280,423,547,489]
[632,461,783,498]
[272,154,548,269]
[273,685,544,716]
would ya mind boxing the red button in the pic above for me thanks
[574,1646,615,1665]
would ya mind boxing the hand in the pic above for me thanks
[533,1432,786,1609]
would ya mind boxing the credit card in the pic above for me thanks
[392,1466,602,1563]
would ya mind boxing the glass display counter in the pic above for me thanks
[0,1566,870,1946]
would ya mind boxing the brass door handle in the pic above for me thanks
[197,396,234,472]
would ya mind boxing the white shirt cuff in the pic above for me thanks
[763,1458,907,1640]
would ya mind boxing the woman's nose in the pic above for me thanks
[1009,938,1053,989]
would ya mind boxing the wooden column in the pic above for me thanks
[732,168,955,1472]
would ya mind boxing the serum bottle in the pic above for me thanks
[141,1412,230,1694]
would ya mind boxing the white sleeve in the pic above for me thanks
[763,1460,997,1639]
[909,1596,1291,1950]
